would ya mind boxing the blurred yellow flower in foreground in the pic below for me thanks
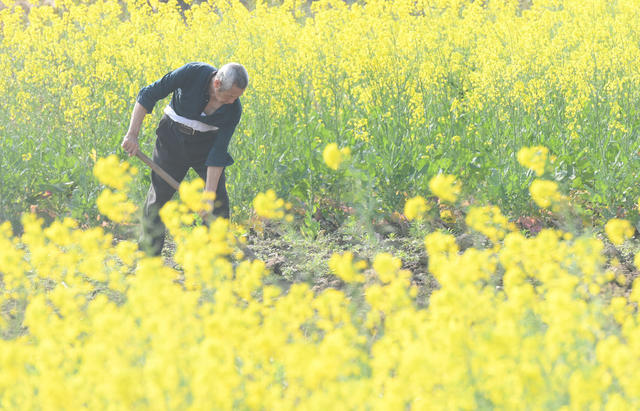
[323,143,351,170]
[96,189,137,223]
[529,179,562,209]
[605,218,634,245]
[373,252,402,283]
[253,189,291,220]
[404,196,429,221]
[424,231,459,258]
[466,205,515,243]
[429,174,461,203]
[7,170,640,409]
[178,178,215,213]
[93,155,137,192]
[328,251,366,283]
[517,146,549,176]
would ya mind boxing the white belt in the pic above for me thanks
[164,105,219,133]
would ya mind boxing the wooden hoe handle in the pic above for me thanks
[134,149,258,261]
[135,150,180,191]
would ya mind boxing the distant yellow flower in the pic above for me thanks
[517,146,549,176]
[428,174,461,203]
[22,152,32,161]
[404,196,429,220]
[605,218,634,245]
[323,143,350,170]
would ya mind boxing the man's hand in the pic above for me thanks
[121,102,148,156]
[198,208,211,224]
[121,134,140,156]
[198,195,216,222]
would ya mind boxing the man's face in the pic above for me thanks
[211,78,245,105]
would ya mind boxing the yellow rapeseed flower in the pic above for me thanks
[93,155,137,192]
[322,143,350,170]
[178,178,215,213]
[373,252,402,283]
[466,205,514,243]
[328,251,365,283]
[428,174,461,203]
[517,146,549,176]
[529,179,562,209]
[404,196,429,221]
[96,189,137,223]
[424,231,459,258]
[604,218,634,245]
[253,189,286,219]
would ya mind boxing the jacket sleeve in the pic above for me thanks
[205,102,242,167]
[136,63,197,113]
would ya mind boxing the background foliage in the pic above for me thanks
[1,0,640,231]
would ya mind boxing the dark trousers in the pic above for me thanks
[140,115,230,256]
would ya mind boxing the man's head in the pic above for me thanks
[211,62,248,105]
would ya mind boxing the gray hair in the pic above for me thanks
[216,62,249,91]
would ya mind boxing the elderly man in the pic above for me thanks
[121,62,248,256]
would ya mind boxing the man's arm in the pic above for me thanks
[205,166,224,209]
[203,100,242,211]
[122,63,201,156]
[204,101,242,167]
[121,102,148,156]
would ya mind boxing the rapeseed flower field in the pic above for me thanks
[2,0,640,409]
[0,153,639,408]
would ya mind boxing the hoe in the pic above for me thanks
[134,150,257,260]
